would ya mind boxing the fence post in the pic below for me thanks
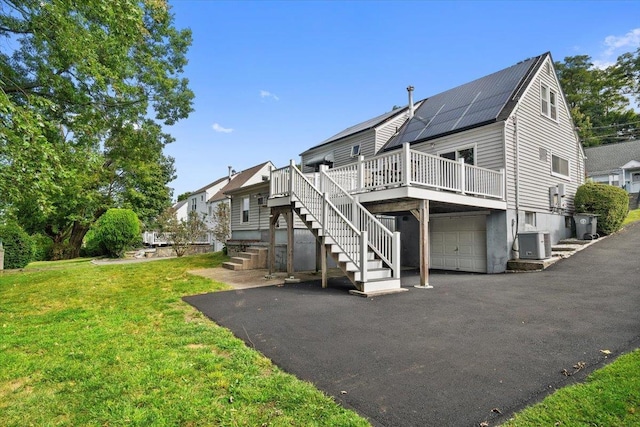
[357,155,364,191]
[0,240,4,271]
[352,195,360,230]
[322,192,329,239]
[360,231,368,283]
[289,159,295,196]
[459,158,466,195]
[403,143,411,186]
[319,164,328,193]
[392,231,400,278]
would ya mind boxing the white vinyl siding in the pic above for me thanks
[504,56,583,212]
[410,122,504,172]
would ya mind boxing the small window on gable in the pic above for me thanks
[191,198,197,211]
[541,83,558,121]
[551,154,569,178]
[351,144,361,157]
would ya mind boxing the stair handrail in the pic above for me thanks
[288,163,364,274]
[319,166,400,278]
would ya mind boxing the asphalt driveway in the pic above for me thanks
[184,221,640,426]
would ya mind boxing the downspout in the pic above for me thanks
[511,112,520,259]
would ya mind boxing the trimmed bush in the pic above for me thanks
[93,209,141,258]
[81,228,106,257]
[31,233,54,261]
[0,223,33,269]
[574,183,628,235]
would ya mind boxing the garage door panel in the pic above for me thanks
[430,215,487,273]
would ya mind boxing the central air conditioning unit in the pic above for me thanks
[518,231,552,260]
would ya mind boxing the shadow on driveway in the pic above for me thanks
[184,222,640,426]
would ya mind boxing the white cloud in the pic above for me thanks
[212,123,233,133]
[603,28,640,56]
[592,59,616,70]
[260,89,280,101]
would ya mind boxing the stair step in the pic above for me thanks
[353,268,392,281]
[354,277,402,294]
[222,261,244,271]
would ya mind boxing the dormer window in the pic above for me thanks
[351,144,361,157]
[541,83,557,121]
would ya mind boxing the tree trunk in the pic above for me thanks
[67,221,90,259]
[50,222,91,260]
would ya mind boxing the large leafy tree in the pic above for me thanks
[0,0,193,258]
[556,52,640,146]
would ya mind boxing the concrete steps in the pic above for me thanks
[222,247,268,271]
[507,237,600,271]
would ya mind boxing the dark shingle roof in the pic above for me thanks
[584,140,640,175]
[300,105,416,155]
[190,175,231,195]
[383,53,548,151]
[209,161,272,202]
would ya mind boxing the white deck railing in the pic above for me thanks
[318,167,400,278]
[325,143,505,199]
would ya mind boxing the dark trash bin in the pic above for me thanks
[573,213,599,240]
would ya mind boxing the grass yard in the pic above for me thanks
[502,349,640,426]
[623,208,640,225]
[0,253,368,427]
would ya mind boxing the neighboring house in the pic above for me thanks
[206,161,274,251]
[172,199,188,222]
[224,179,326,271]
[269,52,585,295]
[584,140,640,193]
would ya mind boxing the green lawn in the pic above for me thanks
[502,349,640,426]
[2,249,639,426]
[623,208,640,226]
[0,253,368,427]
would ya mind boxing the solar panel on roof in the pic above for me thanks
[384,56,540,151]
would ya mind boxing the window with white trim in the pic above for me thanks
[351,144,360,157]
[440,146,475,165]
[541,83,557,121]
[242,197,250,223]
[551,154,569,178]
[191,198,197,211]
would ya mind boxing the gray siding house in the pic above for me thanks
[268,52,585,295]
[584,140,640,194]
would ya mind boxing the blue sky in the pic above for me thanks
[165,0,640,199]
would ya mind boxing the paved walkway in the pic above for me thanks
[184,222,640,427]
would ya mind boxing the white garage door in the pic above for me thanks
[430,215,487,273]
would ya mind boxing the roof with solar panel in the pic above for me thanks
[383,52,548,151]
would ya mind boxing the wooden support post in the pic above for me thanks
[286,210,294,276]
[269,211,280,275]
[402,142,411,186]
[415,199,433,289]
[315,238,321,273]
[321,241,327,288]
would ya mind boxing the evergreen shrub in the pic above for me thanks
[574,183,628,235]
[0,223,33,269]
[93,209,141,258]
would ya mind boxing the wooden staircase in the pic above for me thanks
[222,247,268,271]
[292,201,400,294]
